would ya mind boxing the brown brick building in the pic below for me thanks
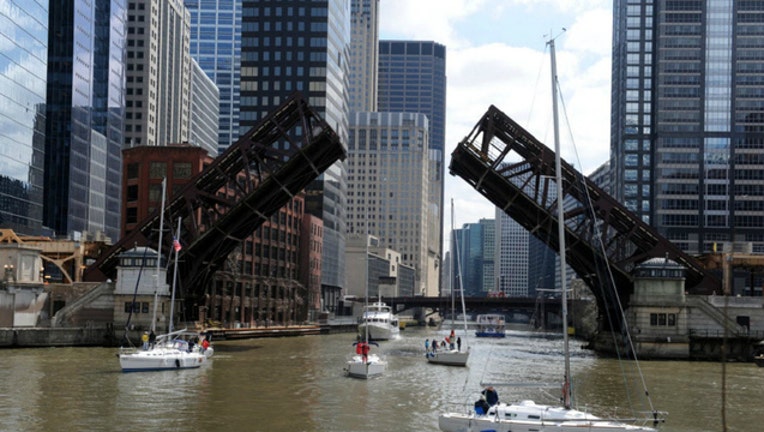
[121,144,320,327]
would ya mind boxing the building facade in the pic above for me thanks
[189,59,220,156]
[185,0,241,153]
[240,0,351,297]
[0,1,48,235]
[349,0,379,113]
[124,0,191,149]
[378,40,446,296]
[454,219,495,297]
[45,0,127,241]
[611,0,764,257]
[348,111,432,295]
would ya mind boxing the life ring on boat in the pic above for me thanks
[175,359,181,368]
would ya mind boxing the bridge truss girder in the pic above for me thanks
[84,93,346,318]
[449,105,720,329]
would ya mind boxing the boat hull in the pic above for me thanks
[357,322,399,341]
[119,348,207,372]
[427,349,469,367]
[345,354,386,379]
[439,401,658,432]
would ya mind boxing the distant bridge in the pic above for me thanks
[364,296,562,320]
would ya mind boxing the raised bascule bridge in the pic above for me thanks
[83,92,346,321]
[449,105,721,332]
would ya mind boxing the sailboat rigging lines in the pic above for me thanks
[437,34,665,432]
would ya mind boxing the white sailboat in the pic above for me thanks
[118,181,211,372]
[345,229,387,378]
[427,199,470,367]
[438,35,664,432]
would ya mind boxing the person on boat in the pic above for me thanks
[141,331,149,350]
[431,340,437,354]
[201,336,210,351]
[457,336,462,351]
[482,386,499,406]
[425,338,430,353]
[474,395,490,415]
[148,330,156,349]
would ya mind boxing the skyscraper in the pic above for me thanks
[240,1,351,294]
[185,0,241,153]
[124,0,191,149]
[347,111,431,295]
[611,1,764,255]
[349,0,378,113]
[0,1,48,235]
[378,40,447,295]
[45,0,126,240]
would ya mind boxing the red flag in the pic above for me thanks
[173,237,182,252]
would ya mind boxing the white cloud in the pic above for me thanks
[379,0,613,231]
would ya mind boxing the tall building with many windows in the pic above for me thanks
[0,1,48,235]
[185,0,241,153]
[611,1,764,255]
[347,112,432,295]
[45,0,127,240]
[240,1,351,294]
[378,40,447,295]
[349,0,378,113]
[453,219,494,297]
[124,0,191,149]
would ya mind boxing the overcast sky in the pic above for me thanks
[378,0,613,236]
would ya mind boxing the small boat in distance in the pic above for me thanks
[357,300,400,341]
[475,313,506,338]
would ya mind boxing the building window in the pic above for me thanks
[149,162,167,179]
[174,162,192,179]
[649,312,676,327]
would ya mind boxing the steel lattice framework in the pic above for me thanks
[84,93,346,316]
[450,105,720,329]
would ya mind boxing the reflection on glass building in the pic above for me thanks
[45,0,126,241]
[0,1,48,235]
[611,1,764,255]
[240,1,350,292]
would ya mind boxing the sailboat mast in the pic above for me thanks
[151,177,167,334]
[549,36,571,409]
[450,200,455,329]
[452,199,469,335]
[364,206,369,345]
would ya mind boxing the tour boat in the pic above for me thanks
[475,313,506,338]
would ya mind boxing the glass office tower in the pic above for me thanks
[185,0,241,153]
[611,1,764,255]
[45,0,126,241]
[0,1,48,235]
[240,1,351,292]
[378,40,446,294]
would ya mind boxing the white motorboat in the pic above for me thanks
[475,313,506,338]
[437,36,664,432]
[357,300,400,341]
[119,329,212,372]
